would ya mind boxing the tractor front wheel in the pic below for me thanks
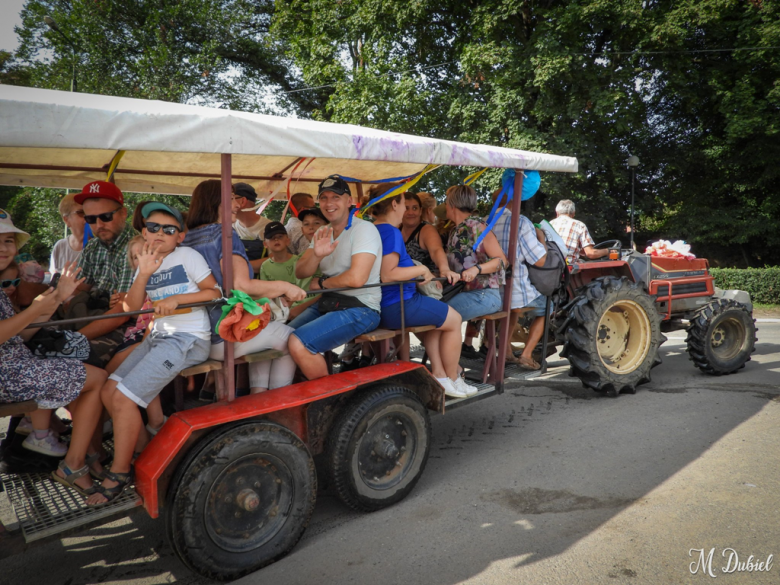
[559,276,665,397]
[686,299,757,375]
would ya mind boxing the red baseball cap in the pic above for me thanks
[74,181,124,205]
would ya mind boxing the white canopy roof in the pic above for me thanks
[0,85,578,198]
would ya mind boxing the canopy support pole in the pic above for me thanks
[495,169,525,391]
[219,153,236,402]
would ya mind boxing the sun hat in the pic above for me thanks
[0,208,30,249]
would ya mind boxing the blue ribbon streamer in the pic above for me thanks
[473,170,541,250]
[83,223,93,247]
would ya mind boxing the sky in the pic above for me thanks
[1,0,25,53]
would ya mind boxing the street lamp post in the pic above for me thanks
[627,155,639,250]
[44,16,78,92]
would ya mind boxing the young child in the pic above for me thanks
[87,202,221,505]
[105,235,166,445]
[259,222,317,320]
[298,207,328,250]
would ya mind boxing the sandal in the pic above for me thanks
[518,356,541,371]
[145,416,168,436]
[51,460,97,497]
[88,467,134,507]
[86,452,112,481]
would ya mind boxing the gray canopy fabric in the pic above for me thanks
[0,85,578,197]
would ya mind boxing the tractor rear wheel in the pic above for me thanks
[686,299,756,375]
[559,276,665,397]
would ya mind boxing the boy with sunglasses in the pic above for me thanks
[88,202,221,505]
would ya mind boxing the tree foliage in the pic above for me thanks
[13,0,319,113]
[272,0,780,265]
[3,0,779,266]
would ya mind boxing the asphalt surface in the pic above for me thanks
[2,322,779,585]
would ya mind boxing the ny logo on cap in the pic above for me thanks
[90,183,100,193]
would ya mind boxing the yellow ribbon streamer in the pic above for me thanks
[106,150,126,182]
[356,164,440,218]
[463,167,488,186]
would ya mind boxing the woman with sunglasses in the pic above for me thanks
[50,193,86,274]
[183,180,308,394]
[0,208,107,493]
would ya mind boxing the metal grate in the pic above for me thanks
[0,471,141,542]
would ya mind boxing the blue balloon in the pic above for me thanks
[521,170,541,200]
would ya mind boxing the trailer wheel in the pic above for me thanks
[686,299,757,375]
[560,276,665,397]
[327,386,431,512]
[165,421,316,581]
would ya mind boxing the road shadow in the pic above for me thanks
[3,335,778,585]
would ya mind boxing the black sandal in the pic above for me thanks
[88,467,134,507]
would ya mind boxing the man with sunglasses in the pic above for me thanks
[71,180,136,367]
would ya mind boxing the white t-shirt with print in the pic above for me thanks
[313,217,382,311]
[135,246,213,340]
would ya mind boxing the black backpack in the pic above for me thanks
[524,240,568,297]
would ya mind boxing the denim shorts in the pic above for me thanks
[290,305,381,354]
[445,287,502,322]
[380,293,450,330]
[522,293,550,318]
[110,331,211,408]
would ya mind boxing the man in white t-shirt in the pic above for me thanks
[288,175,382,380]
[232,182,271,271]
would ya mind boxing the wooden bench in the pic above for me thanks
[352,312,511,380]
[0,400,37,419]
[176,349,287,407]
[355,325,438,363]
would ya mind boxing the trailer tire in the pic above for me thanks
[686,299,757,375]
[559,276,665,396]
[327,386,431,512]
[165,421,316,581]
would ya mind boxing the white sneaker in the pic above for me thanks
[14,416,33,436]
[436,377,467,398]
[454,376,480,397]
[22,431,67,457]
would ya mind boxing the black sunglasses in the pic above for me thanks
[84,207,123,225]
[1,278,20,289]
[145,221,180,236]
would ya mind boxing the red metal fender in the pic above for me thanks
[135,361,439,518]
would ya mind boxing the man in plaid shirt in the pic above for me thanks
[493,192,549,370]
[71,181,135,366]
[549,200,609,264]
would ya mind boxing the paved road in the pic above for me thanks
[3,323,779,585]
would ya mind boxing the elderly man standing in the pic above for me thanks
[73,181,135,367]
[232,182,271,271]
[288,175,382,380]
[549,199,609,264]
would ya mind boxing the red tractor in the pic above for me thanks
[548,242,757,397]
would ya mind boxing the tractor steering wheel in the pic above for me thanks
[593,240,622,250]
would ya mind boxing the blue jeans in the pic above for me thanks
[445,287,502,321]
[289,305,381,354]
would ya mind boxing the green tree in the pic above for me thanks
[12,0,319,113]
[273,0,780,265]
